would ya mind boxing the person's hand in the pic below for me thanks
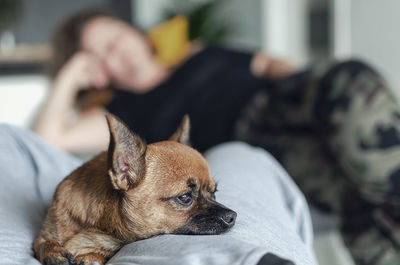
[34,51,111,153]
[53,51,110,95]
[251,52,296,79]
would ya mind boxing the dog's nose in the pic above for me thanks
[220,210,237,227]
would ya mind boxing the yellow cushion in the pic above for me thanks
[148,16,191,68]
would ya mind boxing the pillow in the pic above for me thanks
[148,16,192,68]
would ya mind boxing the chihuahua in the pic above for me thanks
[33,114,236,265]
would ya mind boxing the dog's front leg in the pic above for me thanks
[33,237,75,265]
[63,230,123,265]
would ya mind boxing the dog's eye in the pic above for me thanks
[175,193,193,206]
[211,188,218,199]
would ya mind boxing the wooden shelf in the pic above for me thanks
[0,44,50,74]
[0,44,51,63]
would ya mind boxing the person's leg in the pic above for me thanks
[314,61,400,203]
[236,60,400,264]
[0,124,81,204]
[235,70,350,213]
[313,61,400,264]
[0,124,81,264]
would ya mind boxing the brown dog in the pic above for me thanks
[33,114,236,265]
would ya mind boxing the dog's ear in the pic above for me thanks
[106,114,147,191]
[169,115,190,145]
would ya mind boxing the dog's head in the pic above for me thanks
[106,114,236,239]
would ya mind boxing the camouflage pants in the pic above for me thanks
[235,60,400,265]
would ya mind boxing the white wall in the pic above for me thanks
[261,0,309,66]
[333,0,400,97]
[213,0,262,51]
[0,75,48,128]
[332,0,352,59]
[350,0,400,97]
[132,0,171,29]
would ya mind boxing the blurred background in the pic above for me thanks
[0,0,399,264]
[1,0,400,128]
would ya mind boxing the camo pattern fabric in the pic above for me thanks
[235,60,400,265]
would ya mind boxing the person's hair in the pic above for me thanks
[47,9,117,79]
[47,9,118,111]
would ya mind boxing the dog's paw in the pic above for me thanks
[42,252,75,265]
[74,253,105,265]
[43,257,68,265]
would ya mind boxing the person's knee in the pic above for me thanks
[0,124,32,172]
[0,124,39,158]
[206,141,267,158]
[336,59,372,69]
[329,59,381,79]
[0,124,24,144]
[204,141,278,170]
[0,123,18,132]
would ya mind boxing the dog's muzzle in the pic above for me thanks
[176,200,237,235]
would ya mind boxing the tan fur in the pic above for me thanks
[33,115,218,265]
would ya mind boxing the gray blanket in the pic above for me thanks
[0,124,316,265]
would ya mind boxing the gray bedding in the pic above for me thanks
[0,124,316,265]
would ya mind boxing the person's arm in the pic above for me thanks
[250,52,296,79]
[34,52,110,153]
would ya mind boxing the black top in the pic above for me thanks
[106,45,272,152]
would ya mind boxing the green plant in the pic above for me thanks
[0,0,22,27]
[165,0,231,44]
